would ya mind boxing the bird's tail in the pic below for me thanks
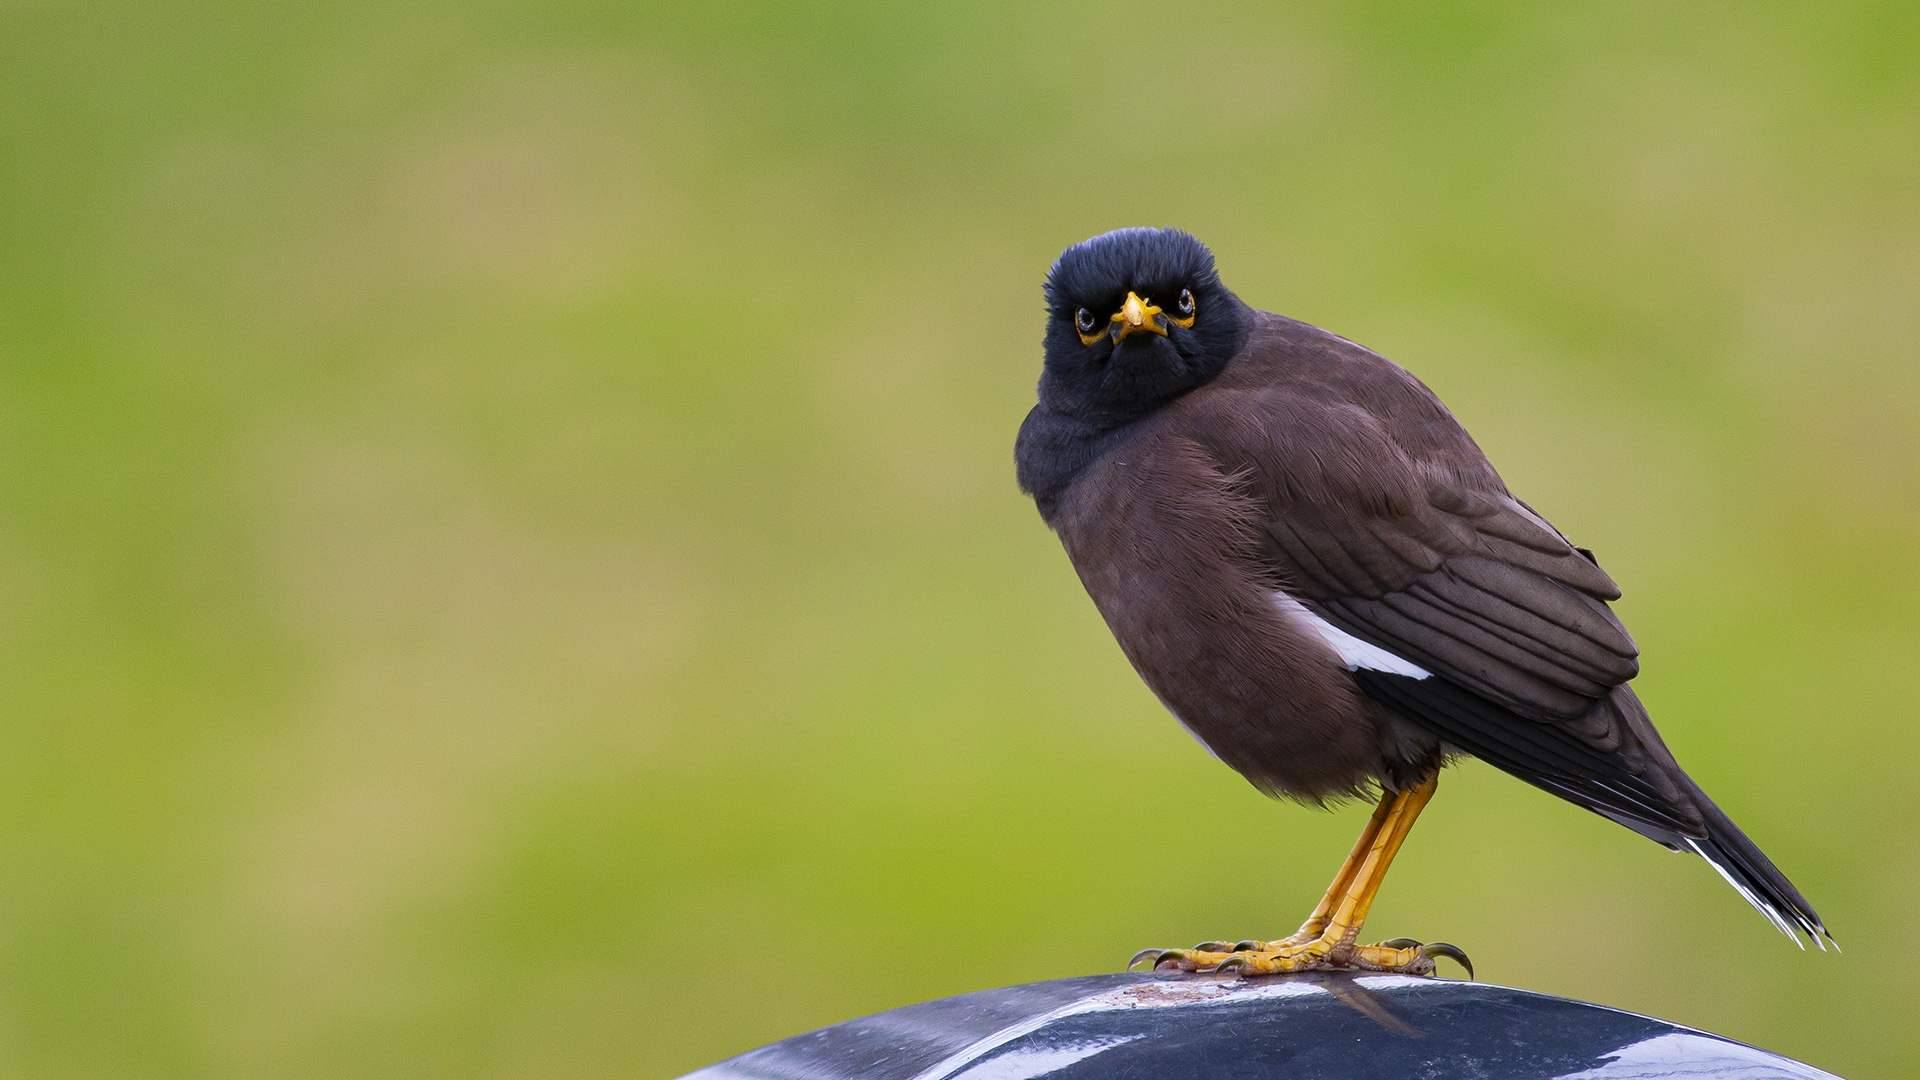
[1674,781,1831,949]
[1604,690,1831,949]
[1355,670,1831,948]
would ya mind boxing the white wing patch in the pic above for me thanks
[1273,594,1431,679]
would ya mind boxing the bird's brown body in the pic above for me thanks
[1051,311,1467,801]
[1052,310,1678,805]
[1019,228,1827,973]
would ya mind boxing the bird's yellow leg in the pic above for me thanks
[1275,790,1399,948]
[1132,789,1397,973]
[1222,775,1465,975]
[1131,775,1470,978]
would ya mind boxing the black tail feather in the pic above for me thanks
[1688,789,1830,947]
[1354,670,1830,947]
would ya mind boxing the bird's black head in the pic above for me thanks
[1037,227,1252,428]
[1016,228,1254,520]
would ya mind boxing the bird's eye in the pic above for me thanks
[1073,307,1106,345]
[1165,288,1197,329]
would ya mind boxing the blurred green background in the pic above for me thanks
[2,2,1916,1077]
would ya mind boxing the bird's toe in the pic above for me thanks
[1348,937,1472,978]
[1125,945,1238,972]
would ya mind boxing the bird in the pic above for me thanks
[1014,226,1830,977]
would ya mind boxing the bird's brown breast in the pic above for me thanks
[1049,421,1394,802]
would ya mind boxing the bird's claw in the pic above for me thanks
[1128,947,1206,971]
[1128,944,1254,972]
[1418,941,1473,979]
[1213,949,1290,976]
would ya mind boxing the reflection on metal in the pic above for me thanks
[907,980,1321,1080]
[1296,971,1420,1038]
[680,971,1840,1080]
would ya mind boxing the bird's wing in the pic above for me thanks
[1182,363,1638,726]
[1179,362,1697,835]
[1263,473,1638,724]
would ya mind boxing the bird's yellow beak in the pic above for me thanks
[1109,292,1168,342]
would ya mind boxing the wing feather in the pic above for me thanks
[1253,485,1637,722]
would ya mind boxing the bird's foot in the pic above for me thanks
[1128,934,1470,979]
[1125,928,1315,974]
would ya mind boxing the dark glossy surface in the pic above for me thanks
[681,972,1839,1080]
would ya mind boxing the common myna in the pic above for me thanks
[1015,227,1830,976]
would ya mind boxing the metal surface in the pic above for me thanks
[681,972,1839,1080]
